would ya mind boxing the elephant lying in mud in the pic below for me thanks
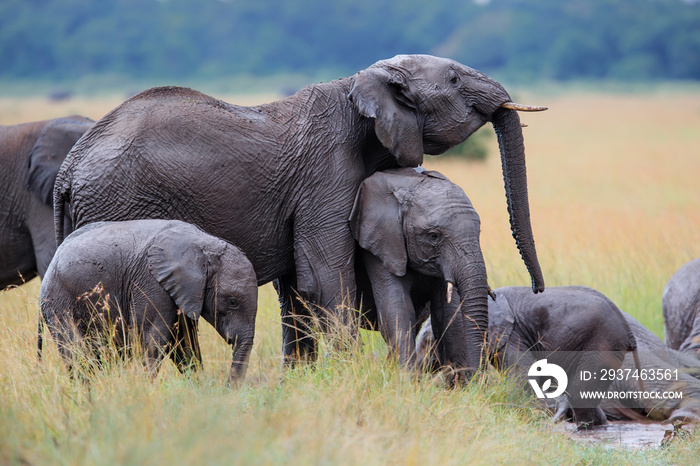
[418,286,637,425]
[40,219,258,384]
[662,257,700,357]
[0,115,93,289]
[53,55,546,363]
[417,286,700,424]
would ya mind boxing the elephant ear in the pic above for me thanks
[147,226,208,320]
[349,67,424,168]
[349,172,408,276]
[27,116,93,204]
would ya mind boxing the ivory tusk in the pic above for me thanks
[446,281,454,304]
[501,102,548,112]
[521,123,528,127]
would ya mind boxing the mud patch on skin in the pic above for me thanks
[553,421,695,449]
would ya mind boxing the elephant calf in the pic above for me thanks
[348,167,489,384]
[418,286,700,425]
[40,219,258,384]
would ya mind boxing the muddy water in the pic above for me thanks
[554,421,694,449]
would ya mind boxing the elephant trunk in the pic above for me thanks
[228,332,254,387]
[441,247,489,385]
[492,107,545,293]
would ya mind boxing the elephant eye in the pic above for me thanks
[447,70,460,86]
[427,231,440,242]
[227,297,239,308]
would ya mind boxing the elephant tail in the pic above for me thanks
[53,174,71,246]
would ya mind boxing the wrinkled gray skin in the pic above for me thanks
[54,55,545,363]
[418,286,700,424]
[663,257,700,357]
[602,310,700,423]
[349,167,488,384]
[40,219,258,384]
[417,286,636,425]
[0,115,92,289]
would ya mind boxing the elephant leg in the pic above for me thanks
[131,293,176,377]
[276,273,317,367]
[293,215,358,332]
[51,317,81,370]
[26,197,56,278]
[169,313,202,374]
[362,252,417,367]
[0,226,37,288]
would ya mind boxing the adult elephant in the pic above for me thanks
[54,55,546,358]
[662,257,700,356]
[347,167,488,383]
[0,115,93,289]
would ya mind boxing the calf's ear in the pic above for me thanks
[349,173,408,276]
[147,227,207,319]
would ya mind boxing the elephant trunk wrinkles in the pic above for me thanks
[491,107,544,294]
[457,262,489,379]
[443,245,489,383]
[229,335,254,387]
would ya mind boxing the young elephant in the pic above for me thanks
[40,219,257,384]
[348,167,489,384]
[662,257,700,356]
[417,286,637,425]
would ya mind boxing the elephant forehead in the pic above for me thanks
[375,55,457,79]
[220,256,256,285]
[411,183,476,217]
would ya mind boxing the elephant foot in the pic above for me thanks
[551,396,607,427]
[573,407,608,427]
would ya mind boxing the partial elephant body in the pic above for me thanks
[0,115,93,289]
[663,257,700,355]
[55,55,545,362]
[350,168,489,383]
[604,310,700,423]
[40,219,258,384]
[486,286,635,425]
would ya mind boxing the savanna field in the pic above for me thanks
[1,85,699,464]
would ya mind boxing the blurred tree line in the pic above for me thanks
[1,0,698,82]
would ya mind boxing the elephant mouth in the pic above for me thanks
[423,140,453,155]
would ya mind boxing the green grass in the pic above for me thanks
[2,89,700,463]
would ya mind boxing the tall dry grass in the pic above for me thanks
[1,87,700,463]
